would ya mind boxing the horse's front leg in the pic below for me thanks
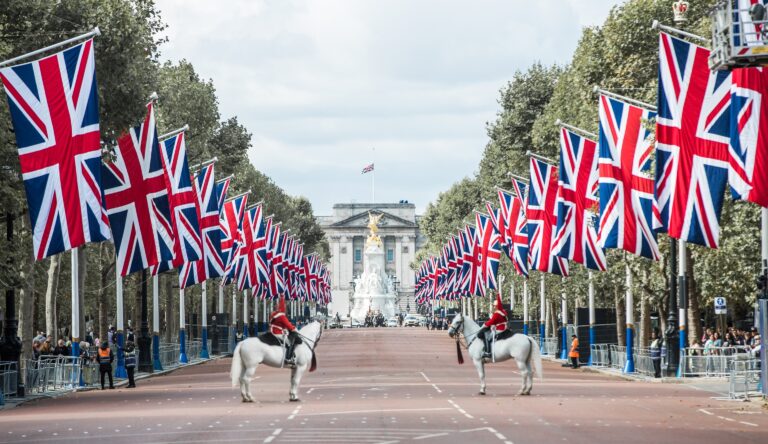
[473,357,486,395]
[289,365,305,402]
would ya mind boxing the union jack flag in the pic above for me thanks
[553,128,607,271]
[361,163,374,174]
[475,212,501,294]
[460,224,482,295]
[219,193,248,286]
[528,157,568,276]
[267,223,286,298]
[445,237,459,300]
[656,32,731,248]
[491,188,529,277]
[179,164,227,288]
[730,66,768,207]
[597,95,661,260]
[452,231,466,296]
[152,131,202,274]
[0,39,110,260]
[102,102,174,276]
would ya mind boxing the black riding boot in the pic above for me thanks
[478,326,491,359]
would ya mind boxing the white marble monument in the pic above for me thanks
[349,213,397,322]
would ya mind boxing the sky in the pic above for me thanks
[155,0,622,215]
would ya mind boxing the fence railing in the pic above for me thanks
[680,346,754,378]
[0,361,18,398]
[541,337,559,356]
[729,358,762,400]
[590,344,611,367]
[24,357,82,394]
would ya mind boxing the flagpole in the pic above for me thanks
[0,27,101,68]
[678,239,687,377]
[243,289,249,337]
[201,282,210,359]
[231,286,237,351]
[523,278,529,335]
[372,148,376,203]
[588,271,595,366]
[114,272,127,378]
[762,208,768,296]
[560,278,568,361]
[158,124,189,142]
[152,274,163,371]
[624,262,635,373]
[540,275,546,353]
[71,249,80,360]
[179,288,188,364]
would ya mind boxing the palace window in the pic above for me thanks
[387,248,394,263]
[354,249,362,263]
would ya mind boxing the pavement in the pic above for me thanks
[0,327,766,443]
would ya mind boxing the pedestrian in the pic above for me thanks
[650,331,662,378]
[569,334,579,369]
[52,339,70,356]
[97,341,115,390]
[124,341,137,388]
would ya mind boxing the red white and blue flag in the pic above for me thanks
[179,164,226,288]
[237,204,268,291]
[0,39,111,260]
[219,192,248,286]
[655,32,731,248]
[527,158,568,276]
[553,128,606,271]
[729,66,768,208]
[461,225,481,295]
[475,212,501,294]
[361,163,374,174]
[102,102,174,276]
[493,187,529,277]
[153,131,202,274]
[597,95,661,260]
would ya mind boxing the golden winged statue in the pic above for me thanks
[366,212,384,248]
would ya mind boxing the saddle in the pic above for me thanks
[256,332,282,347]
[256,332,302,366]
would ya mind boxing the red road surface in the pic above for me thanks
[1,328,766,443]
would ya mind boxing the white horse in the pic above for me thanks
[230,321,322,402]
[448,313,542,395]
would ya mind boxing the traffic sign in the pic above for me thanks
[714,297,727,315]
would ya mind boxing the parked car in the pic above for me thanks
[403,315,421,327]
[328,318,342,329]
[386,317,399,327]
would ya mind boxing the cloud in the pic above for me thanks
[155,0,620,214]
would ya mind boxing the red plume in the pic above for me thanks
[495,288,504,312]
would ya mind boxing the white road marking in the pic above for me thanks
[431,383,442,393]
[299,407,453,416]
[698,409,714,416]
[740,421,758,427]
[420,371,431,382]
[264,428,282,443]
[287,405,302,420]
[306,388,315,394]
[449,400,474,419]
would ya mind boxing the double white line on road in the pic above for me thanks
[448,399,473,419]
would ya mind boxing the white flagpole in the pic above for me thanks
[179,288,188,363]
[71,249,80,357]
[625,262,635,373]
[152,274,162,370]
[254,292,259,333]
[510,279,515,312]
[560,279,568,360]
[231,286,237,350]
[243,290,249,337]
[372,148,376,203]
[218,281,224,314]
[588,271,595,365]
[523,279,529,335]
[540,274,546,353]
[0,27,101,68]
[201,282,209,358]
[114,271,127,378]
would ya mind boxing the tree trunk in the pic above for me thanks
[17,248,36,362]
[686,249,702,346]
[615,286,625,345]
[97,243,112,343]
[165,274,174,342]
[133,274,141,333]
[44,255,60,340]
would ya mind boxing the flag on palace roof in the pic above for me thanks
[361,163,374,174]
[597,94,661,260]
[655,32,731,248]
[0,38,111,260]
[102,101,174,276]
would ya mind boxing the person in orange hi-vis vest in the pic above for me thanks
[269,297,302,365]
[477,290,508,359]
[569,334,580,368]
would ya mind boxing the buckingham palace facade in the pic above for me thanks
[317,202,425,317]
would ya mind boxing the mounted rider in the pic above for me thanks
[476,290,508,360]
[269,297,302,365]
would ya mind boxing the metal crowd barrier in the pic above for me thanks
[729,358,762,400]
[158,342,180,369]
[680,346,753,378]
[609,345,627,370]
[24,357,82,394]
[590,344,611,367]
[541,337,559,356]
[0,361,18,398]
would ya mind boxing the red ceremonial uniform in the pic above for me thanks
[269,311,296,335]
[484,309,507,332]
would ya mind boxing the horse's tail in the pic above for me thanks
[230,341,244,387]
[528,336,543,380]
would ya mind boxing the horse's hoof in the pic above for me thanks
[289,397,300,402]
[479,391,486,396]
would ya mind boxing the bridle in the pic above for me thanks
[450,316,481,349]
